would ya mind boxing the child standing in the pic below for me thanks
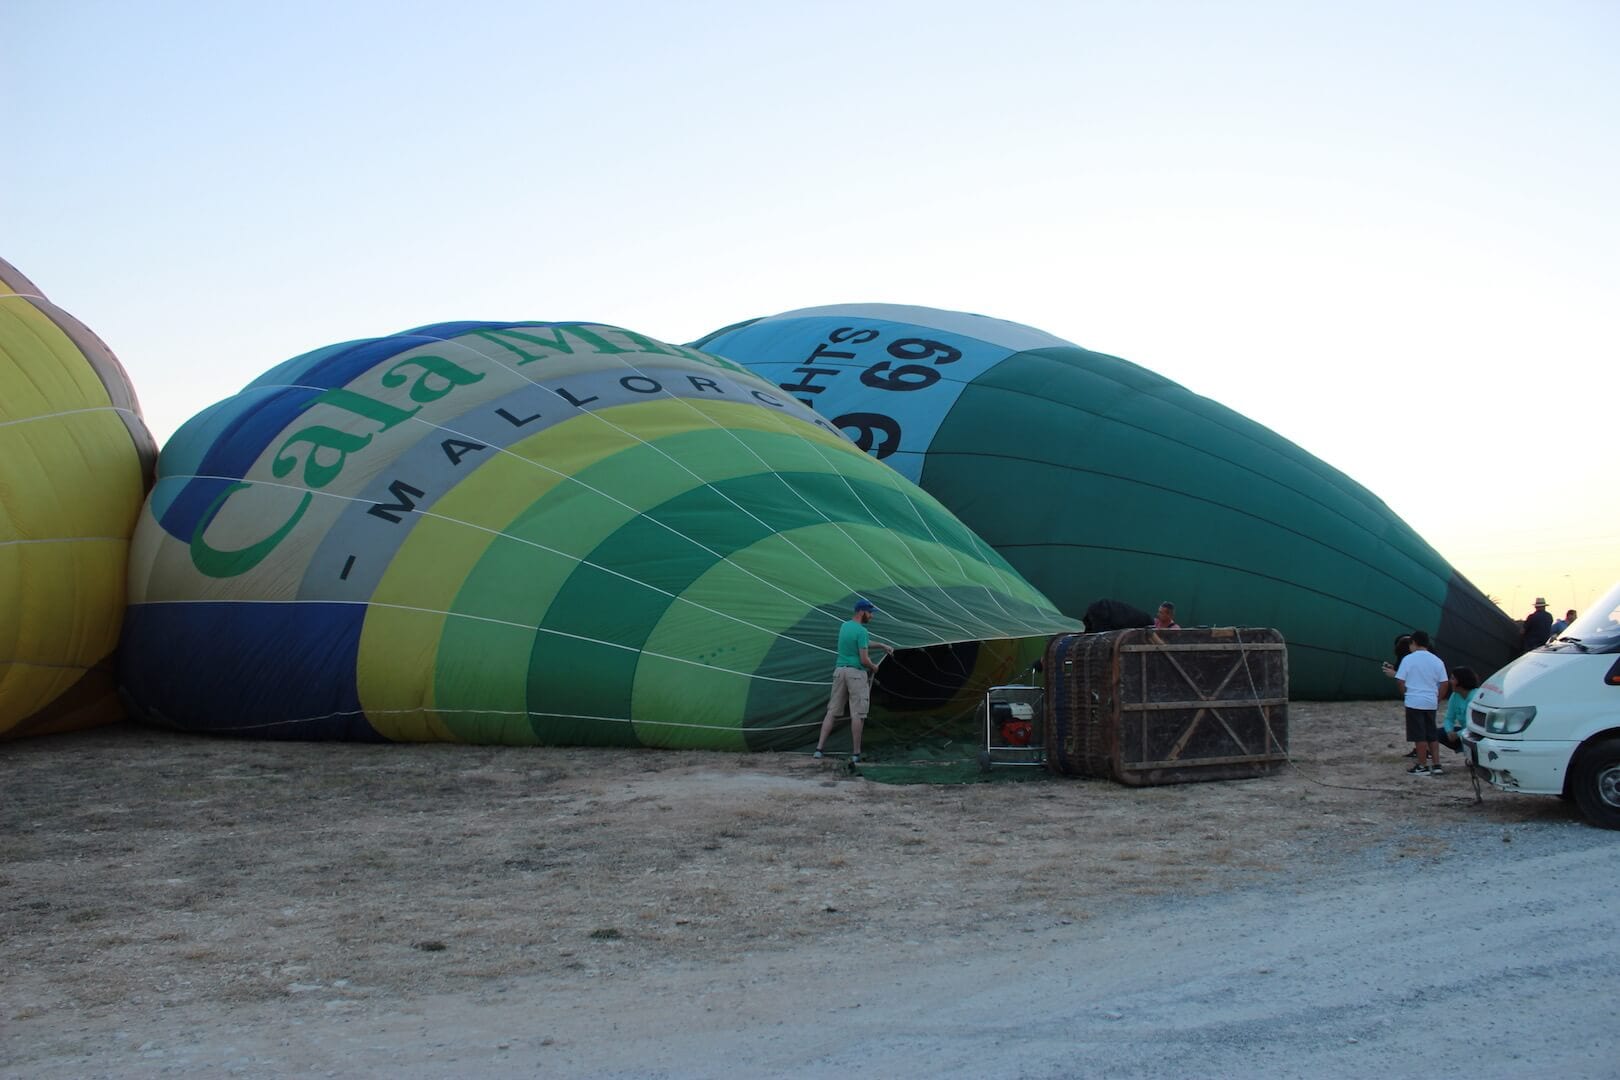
[1396,630,1449,775]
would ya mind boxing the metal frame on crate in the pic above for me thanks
[1115,634,1288,770]
[979,683,1046,770]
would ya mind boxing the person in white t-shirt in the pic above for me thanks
[1395,630,1450,776]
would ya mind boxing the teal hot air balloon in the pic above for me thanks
[121,321,1076,747]
[694,304,1519,699]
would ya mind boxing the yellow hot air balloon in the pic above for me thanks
[1,258,155,739]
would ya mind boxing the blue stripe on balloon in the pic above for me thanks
[152,385,324,540]
[395,320,533,340]
[153,322,579,539]
[249,322,541,393]
[119,601,379,740]
[154,475,235,541]
[249,340,362,390]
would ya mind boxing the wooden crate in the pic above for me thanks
[1044,627,1288,785]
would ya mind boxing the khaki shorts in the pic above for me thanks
[824,667,871,723]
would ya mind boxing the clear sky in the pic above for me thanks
[7,0,1615,617]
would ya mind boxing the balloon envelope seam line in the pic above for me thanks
[425,412,885,639]
[993,539,1446,632]
[955,451,1444,600]
[619,357,1061,639]
[813,437,1059,637]
[158,705,827,736]
[0,658,105,672]
[517,392,931,638]
[678,359,1078,634]
[0,406,145,430]
[929,381,1408,539]
[598,373,996,641]
[717,394,1034,639]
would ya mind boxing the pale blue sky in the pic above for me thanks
[7,0,1616,613]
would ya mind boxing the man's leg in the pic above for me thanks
[816,670,849,752]
[848,669,872,758]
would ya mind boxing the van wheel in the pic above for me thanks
[1570,737,1620,830]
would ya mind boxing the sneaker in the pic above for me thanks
[850,754,861,765]
[1403,749,1417,758]
[813,749,824,759]
[1429,764,1444,775]
[1407,763,1429,775]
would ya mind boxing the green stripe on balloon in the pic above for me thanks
[925,345,1458,697]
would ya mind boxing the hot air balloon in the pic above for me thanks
[693,304,1519,698]
[121,321,1075,747]
[1,258,156,739]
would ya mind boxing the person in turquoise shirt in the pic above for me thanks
[1438,665,1480,754]
[814,598,894,764]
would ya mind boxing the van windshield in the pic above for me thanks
[1551,582,1620,654]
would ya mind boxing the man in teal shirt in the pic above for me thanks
[814,598,894,764]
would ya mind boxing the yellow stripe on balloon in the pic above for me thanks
[354,398,846,739]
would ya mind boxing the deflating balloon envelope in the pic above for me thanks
[122,321,1076,746]
[0,258,155,740]
[694,303,1519,698]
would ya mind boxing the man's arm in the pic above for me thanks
[858,641,895,673]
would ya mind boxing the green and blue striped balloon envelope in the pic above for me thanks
[694,304,1519,699]
[121,321,1076,747]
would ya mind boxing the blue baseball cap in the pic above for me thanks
[853,598,875,613]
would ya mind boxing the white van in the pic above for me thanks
[1466,581,1620,829]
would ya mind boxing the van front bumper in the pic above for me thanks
[1466,733,1577,796]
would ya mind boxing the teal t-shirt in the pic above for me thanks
[835,619,870,669]
[1443,688,1477,733]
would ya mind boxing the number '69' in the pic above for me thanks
[858,338,961,392]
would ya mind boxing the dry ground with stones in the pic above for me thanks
[1,701,1580,1073]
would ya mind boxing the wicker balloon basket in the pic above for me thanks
[1043,627,1289,785]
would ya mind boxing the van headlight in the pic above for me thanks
[1483,706,1537,735]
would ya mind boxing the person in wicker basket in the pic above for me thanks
[1153,601,1181,629]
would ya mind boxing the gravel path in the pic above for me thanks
[13,817,1615,1078]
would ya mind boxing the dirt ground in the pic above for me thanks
[0,701,1581,1073]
